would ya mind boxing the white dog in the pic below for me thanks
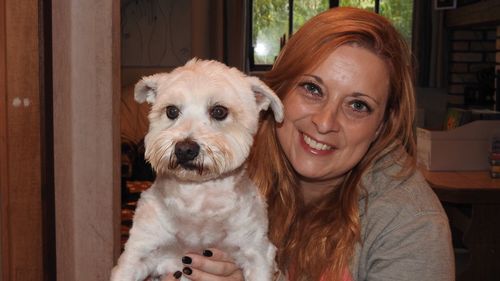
[111,58,283,281]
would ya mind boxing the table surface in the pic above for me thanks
[420,169,500,189]
[419,169,500,204]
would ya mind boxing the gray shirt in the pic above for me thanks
[351,152,455,281]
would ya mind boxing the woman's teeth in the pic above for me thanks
[303,134,332,151]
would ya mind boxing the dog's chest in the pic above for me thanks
[173,214,230,247]
[163,183,250,246]
[170,183,240,214]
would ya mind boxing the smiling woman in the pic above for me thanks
[246,7,454,281]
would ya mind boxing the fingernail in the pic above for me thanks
[173,271,182,279]
[202,249,213,257]
[182,267,192,275]
[181,256,192,264]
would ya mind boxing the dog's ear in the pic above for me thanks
[134,74,162,104]
[247,76,284,123]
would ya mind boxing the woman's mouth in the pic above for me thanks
[302,133,333,152]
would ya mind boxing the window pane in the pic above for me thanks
[379,0,413,43]
[293,0,330,33]
[339,0,375,12]
[252,0,289,65]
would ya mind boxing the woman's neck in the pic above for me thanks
[299,176,344,204]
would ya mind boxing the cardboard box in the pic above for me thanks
[417,120,500,171]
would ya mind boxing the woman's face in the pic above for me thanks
[276,44,390,184]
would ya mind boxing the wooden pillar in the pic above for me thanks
[52,0,121,280]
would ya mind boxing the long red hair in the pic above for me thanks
[247,7,416,281]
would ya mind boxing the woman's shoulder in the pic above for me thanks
[361,147,444,214]
[360,157,447,225]
[354,164,455,281]
[359,164,449,247]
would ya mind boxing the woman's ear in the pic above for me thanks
[246,76,284,123]
[134,74,163,104]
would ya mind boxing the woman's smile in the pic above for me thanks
[300,132,335,155]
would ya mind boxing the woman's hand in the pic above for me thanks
[158,248,244,281]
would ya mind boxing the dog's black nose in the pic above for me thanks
[174,140,200,163]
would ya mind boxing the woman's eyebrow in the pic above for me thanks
[302,74,324,84]
[351,92,380,105]
[302,74,381,106]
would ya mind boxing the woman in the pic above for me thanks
[159,7,454,281]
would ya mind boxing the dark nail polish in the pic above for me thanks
[173,271,182,279]
[183,267,192,275]
[202,249,213,257]
[182,256,192,264]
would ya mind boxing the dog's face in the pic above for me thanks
[135,59,283,181]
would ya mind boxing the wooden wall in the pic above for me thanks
[0,0,45,280]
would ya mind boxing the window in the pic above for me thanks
[249,0,413,71]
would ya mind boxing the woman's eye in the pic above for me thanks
[166,105,180,119]
[301,82,322,96]
[210,105,228,121]
[350,101,371,113]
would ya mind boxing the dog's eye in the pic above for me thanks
[210,105,228,121]
[166,106,180,119]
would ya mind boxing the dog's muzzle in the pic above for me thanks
[174,140,200,170]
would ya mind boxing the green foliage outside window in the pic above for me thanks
[292,0,330,33]
[379,0,413,43]
[252,0,413,66]
[339,0,375,11]
[252,0,288,65]
[341,0,413,42]
[252,0,329,65]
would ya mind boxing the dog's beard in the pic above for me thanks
[145,130,243,180]
[168,151,206,175]
[172,145,227,175]
[148,142,227,180]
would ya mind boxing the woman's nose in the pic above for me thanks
[311,104,341,134]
